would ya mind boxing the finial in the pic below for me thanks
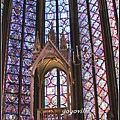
[32,31,41,53]
[48,23,56,45]
[60,29,67,49]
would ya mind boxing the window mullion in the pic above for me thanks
[18,0,26,119]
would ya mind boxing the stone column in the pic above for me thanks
[29,75,34,120]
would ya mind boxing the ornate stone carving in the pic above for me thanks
[60,30,67,49]
[48,22,56,45]
[33,31,41,54]
[59,30,70,61]
[46,45,52,50]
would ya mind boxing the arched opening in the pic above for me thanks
[30,41,72,119]
[44,68,68,109]
[34,68,71,119]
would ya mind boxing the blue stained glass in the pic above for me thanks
[25,19,36,27]
[25,12,36,20]
[23,42,34,50]
[21,106,30,115]
[47,87,57,94]
[5,104,18,113]
[60,86,67,93]
[12,4,23,16]
[23,58,32,67]
[21,85,30,95]
[5,94,18,103]
[12,10,23,18]
[11,15,23,24]
[13,0,24,3]
[4,0,36,119]
[21,95,31,104]
[8,40,21,48]
[6,84,19,93]
[45,97,50,105]
[9,31,22,40]
[77,0,96,119]
[58,0,71,49]
[24,26,36,34]
[4,114,18,120]
[22,68,31,76]
[6,74,19,84]
[44,69,58,108]
[45,0,56,43]
[7,56,20,64]
[51,96,57,105]
[10,24,22,32]
[8,48,20,56]
[106,0,119,90]
[7,65,20,74]
[23,50,33,58]
[26,0,37,6]
[22,76,31,85]
[26,5,36,12]
[60,12,68,18]
[46,13,56,19]
[60,96,67,104]
[1,0,4,21]
[24,34,35,42]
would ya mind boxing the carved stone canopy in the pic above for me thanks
[29,38,73,120]
[30,40,71,85]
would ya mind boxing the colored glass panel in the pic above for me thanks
[45,0,56,43]
[44,69,68,108]
[78,0,111,119]
[77,0,96,119]
[44,0,70,110]
[3,0,37,119]
[44,69,57,108]
[58,0,71,49]
[21,0,37,118]
[60,71,67,107]
[106,0,119,90]
[89,0,110,119]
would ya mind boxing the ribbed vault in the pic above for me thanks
[36,53,67,82]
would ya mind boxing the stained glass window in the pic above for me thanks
[60,71,68,108]
[44,69,58,108]
[78,0,110,119]
[58,0,71,48]
[45,0,56,43]
[89,1,110,119]
[3,0,118,119]
[78,0,96,119]
[45,0,71,49]
[3,0,37,119]
[44,69,68,108]
[106,0,119,89]
[44,0,70,110]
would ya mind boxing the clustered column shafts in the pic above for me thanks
[70,0,84,119]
